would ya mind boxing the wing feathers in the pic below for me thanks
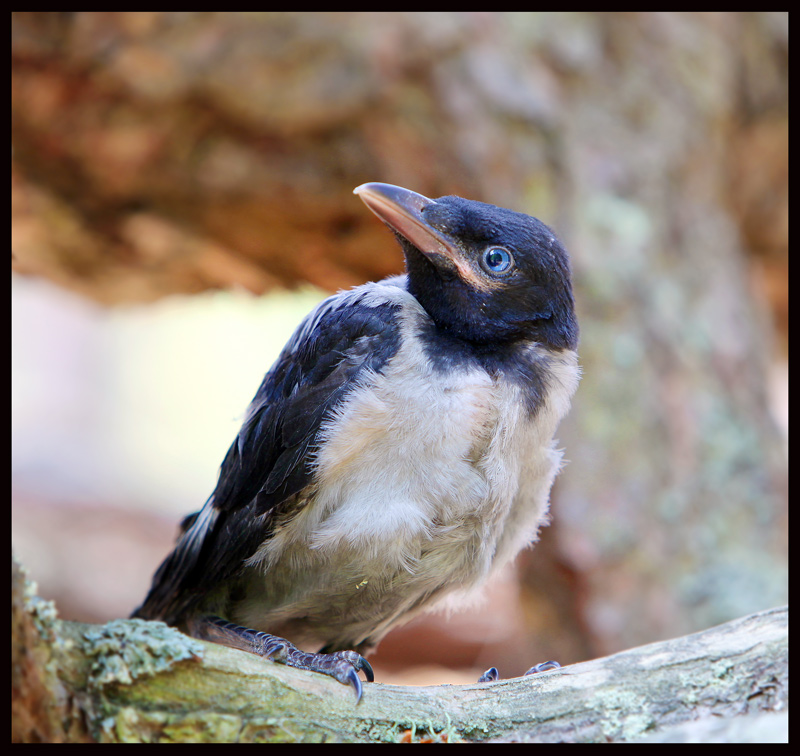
[133,283,406,623]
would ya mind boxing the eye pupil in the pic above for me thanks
[484,247,512,273]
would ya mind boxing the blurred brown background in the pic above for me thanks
[12,12,787,686]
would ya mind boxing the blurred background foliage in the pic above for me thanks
[12,12,787,685]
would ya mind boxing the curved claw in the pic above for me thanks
[357,656,375,683]
[262,640,286,660]
[524,660,561,675]
[478,667,499,683]
[345,667,364,703]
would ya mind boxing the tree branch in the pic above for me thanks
[12,555,787,743]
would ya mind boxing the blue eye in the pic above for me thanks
[482,246,514,274]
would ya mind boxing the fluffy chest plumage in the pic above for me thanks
[237,306,579,649]
[308,312,579,564]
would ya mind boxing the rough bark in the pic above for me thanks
[12,555,788,743]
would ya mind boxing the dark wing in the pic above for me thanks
[133,283,405,624]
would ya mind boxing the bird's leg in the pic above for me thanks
[478,660,560,683]
[188,615,374,702]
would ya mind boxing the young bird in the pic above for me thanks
[133,182,580,701]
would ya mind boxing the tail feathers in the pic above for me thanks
[131,500,219,624]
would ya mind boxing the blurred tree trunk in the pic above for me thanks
[12,12,787,671]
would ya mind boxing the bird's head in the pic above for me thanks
[354,182,578,349]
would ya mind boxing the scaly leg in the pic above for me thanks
[188,615,374,702]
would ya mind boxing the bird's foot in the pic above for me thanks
[190,615,374,702]
[261,641,374,702]
[478,660,560,683]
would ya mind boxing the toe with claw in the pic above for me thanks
[478,660,561,683]
[194,616,374,702]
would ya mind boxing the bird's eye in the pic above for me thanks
[482,246,514,275]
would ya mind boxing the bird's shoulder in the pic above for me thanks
[133,276,415,622]
[213,275,413,513]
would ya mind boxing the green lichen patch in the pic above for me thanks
[83,619,204,690]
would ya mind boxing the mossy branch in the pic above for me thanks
[12,556,787,743]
